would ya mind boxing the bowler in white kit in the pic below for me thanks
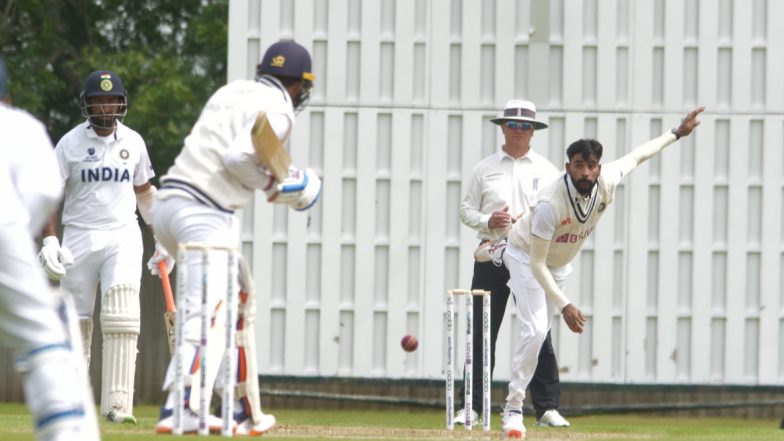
[480,107,705,439]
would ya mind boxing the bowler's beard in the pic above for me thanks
[571,176,596,196]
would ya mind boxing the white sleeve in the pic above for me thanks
[223,113,292,189]
[458,166,492,235]
[530,235,571,310]
[54,141,69,185]
[134,140,155,186]
[16,117,62,232]
[612,131,677,178]
[530,201,558,240]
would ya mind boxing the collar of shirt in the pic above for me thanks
[564,173,597,204]
[498,149,534,163]
[85,120,125,143]
[258,75,292,105]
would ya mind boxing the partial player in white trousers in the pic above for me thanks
[38,69,173,425]
[491,107,705,438]
[500,244,570,439]
[150,40,321,435]
[150,198,274,434]
[2,234,101,441]
[0,56,100,441]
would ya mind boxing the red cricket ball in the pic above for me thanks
[401,335,418,352]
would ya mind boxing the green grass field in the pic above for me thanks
[0,403,780,440]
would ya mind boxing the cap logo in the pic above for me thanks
[100,79,113,92]
[271,55,285,68]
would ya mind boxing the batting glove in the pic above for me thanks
[147,239,175,277]
[37,236,74,281]
[264,167,322,211]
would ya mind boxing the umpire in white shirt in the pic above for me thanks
[456,100,569,427]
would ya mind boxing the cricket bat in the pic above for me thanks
[251,111,291,182]
[158,261,176,355]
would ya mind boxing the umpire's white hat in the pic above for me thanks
[490,100,548,130]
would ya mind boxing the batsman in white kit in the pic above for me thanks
[151,40,321,435]
[0,55,100,441]
[478,107,705,438]
[38,69,173,424]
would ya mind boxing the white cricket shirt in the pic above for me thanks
[459,148,559,241]
[55,121,154,229]
[159,76,295,212]
[509,131,677,268]
[0,104,62,233]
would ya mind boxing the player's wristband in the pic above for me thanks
[671,128,681,140]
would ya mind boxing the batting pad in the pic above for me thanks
[213,286,263,424]
[100,284,140,417]
[79,318,93,368]
[185,299,228,415]
[234,256,264,424]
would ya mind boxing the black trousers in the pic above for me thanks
[458,260,561,412]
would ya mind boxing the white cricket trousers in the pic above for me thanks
[150,194,239,391]
[504,243,571,411]
[0,221,99,440]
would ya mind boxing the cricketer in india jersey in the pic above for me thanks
[502,130,683,412]
[53,120,154,311]
[56,121,154,230]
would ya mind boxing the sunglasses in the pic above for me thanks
[505,121,534,130]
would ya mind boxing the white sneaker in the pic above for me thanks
[106,409,136,425]
[536,409,570,427]
[501,409,526,438]
[154,409,234,435]
[453,408,479,426]
[474,239,508,267]
[235,413,276,436]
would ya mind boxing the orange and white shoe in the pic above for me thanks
[234,412,276,436]
[501,409,526,439]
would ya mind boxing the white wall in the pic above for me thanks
[228,0,784,385]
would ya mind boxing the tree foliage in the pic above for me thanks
[0,0,228,179]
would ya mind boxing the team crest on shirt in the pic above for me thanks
[598,203,606,213]
[83,146,99,163]
[119,149,129,160]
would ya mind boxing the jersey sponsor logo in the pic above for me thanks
[80,167,131,183]
[554,226,594,244]
[559,217,572,226]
